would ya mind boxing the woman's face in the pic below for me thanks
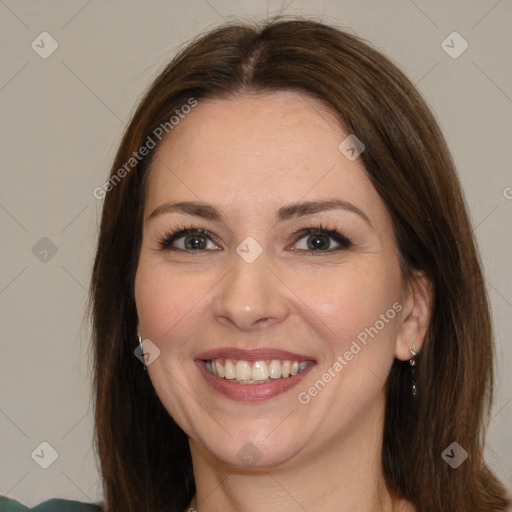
[135,91,414,469]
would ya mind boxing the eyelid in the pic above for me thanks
[289,225,353,251]
[156,224,353,252]
[158,226,221,251]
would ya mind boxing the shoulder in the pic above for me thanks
[0,496,103,511]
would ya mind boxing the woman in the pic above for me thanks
[3,16,509,512]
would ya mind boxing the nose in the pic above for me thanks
[211,254,291,332]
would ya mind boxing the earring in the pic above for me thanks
[409,344,417,397]
[138,334,147,371]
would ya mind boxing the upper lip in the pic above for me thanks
[195,347,316,362]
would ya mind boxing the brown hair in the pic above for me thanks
[90,17,510,512]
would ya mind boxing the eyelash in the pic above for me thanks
[157,223,353,253]
[158,224,216,251]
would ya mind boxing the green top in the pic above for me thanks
[0,497,103,511]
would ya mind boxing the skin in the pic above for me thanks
[134,91,431,512]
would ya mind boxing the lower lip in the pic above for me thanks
[195,360,315,401]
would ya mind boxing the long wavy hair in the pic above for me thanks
[89,17,511,512]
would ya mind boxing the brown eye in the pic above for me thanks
[306,234,332,250]
[159,228,220,251]
[183,234,208,250]
[293,227,352,252]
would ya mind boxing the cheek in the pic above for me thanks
[302,260,400,343]
[134,258,204,344]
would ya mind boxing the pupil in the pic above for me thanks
[307,234,329,250]
[185,235,206,250]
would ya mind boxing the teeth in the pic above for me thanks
[269,360,282,379]
[252,361,269,380]
[235,360,251,381]
[215,361,225,378]
[206,358,313,383]
[224,359,236,379]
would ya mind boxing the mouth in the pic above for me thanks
[205,358,313,383]
[195,348,316,401]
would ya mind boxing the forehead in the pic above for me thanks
[146,91,388,225]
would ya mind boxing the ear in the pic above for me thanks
[395,270,433,361]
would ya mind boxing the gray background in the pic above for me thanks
[1,0,510,506]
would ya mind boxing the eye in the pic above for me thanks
[292,226,352,252]
[157,225,352,253]
[159,227,220,251]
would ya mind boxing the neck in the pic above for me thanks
[186,394,412,512]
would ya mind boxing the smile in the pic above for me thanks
[195,348,316,401]
[206,358,313,383]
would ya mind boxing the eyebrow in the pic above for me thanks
[277,199,372,227]
[148,199,372,228]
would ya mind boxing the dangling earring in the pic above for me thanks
[409,344,417,397]
[138,334,147,371]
